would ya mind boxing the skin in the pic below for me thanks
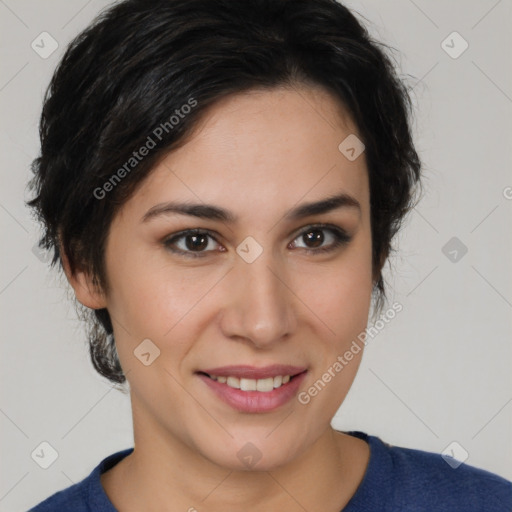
[63,84,378,511]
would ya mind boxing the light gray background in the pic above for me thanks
[1,1,511,510]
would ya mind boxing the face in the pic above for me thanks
[83,85,374,470]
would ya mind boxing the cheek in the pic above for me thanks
[105,250,220,381]
[105,246,191,337]
[295,248,372,418]
[296,235,373,338]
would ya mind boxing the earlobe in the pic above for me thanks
[60,243,107,310]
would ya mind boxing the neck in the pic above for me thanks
[101,403,369,511]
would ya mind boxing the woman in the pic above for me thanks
[26,0,511,510]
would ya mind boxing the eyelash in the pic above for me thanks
[162,223,352,259]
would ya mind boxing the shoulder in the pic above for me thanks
[28,448,133,512]
[344,431,512,512]
[378,437,512,511]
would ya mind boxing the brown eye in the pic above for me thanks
[184,233,209,251]
[164,224,351,259]
[290,224,351,254]
[302,229,325,248]
[164,229,221,258]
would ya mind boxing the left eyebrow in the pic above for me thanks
[141,192,361,224]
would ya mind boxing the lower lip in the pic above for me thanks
[197,372,308,413]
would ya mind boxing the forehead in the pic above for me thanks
[120,85,369,223]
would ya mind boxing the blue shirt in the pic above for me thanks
[29,431,512,511]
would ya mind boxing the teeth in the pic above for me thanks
[226,376,240,388]
[240,378,257,391]
[208,374,293,392]
[256,378,275,392]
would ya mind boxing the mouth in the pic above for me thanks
[196,370,307,392]
[194,366,308,413]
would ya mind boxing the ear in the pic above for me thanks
[60,244,107,310]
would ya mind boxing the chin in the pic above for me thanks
[197,430,308,473]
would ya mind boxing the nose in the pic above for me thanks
[219,249,297,348]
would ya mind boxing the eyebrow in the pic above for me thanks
[141,192,361,224]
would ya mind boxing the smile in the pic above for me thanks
[206,374,292,392]
[196,370,308,413]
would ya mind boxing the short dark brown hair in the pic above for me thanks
[27,0,422,384]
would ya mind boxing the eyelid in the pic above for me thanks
[163,223,351,258]
[289,222,348,239]
[289,223,352,253]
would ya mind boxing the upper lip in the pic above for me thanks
[197,365,308,380]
